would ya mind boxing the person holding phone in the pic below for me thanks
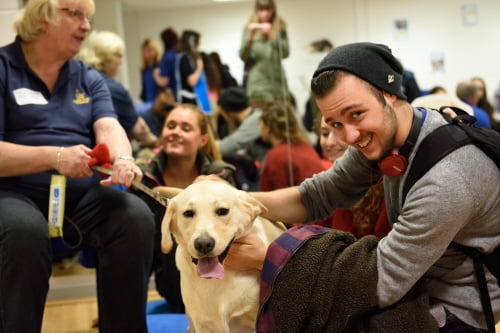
[239,0,291,106]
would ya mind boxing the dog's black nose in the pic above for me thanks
[194,235,215,255]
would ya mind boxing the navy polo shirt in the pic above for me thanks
[100,72,138,134]
[0,37,118,213]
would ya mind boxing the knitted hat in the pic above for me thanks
[218,87,249,113]
[313,42,406,99]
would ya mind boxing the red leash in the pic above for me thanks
[87,144,169,207]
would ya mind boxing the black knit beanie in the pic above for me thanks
[313,42,406,99]
[218,87,249,113]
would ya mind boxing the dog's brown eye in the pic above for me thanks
[215,207,229,216]
[183,210,194,218]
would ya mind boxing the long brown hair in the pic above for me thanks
[260,101,306,145]
[179,30,201,61]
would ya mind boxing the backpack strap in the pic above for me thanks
[403,107,496,332]
[450,242,496,333]
[402,122,471,205]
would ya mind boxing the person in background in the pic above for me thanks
[140,87,176,137]
[157,27,179,96]
[456,79,491,128]
[411,85,474,115]
[209,51,238,90]
[215,87,267,157]
[215,87,270,190]
[303,39,334,133]
[133,103,236,313]
[200,51,221,102]
[258,101,324,191]
[311,115,390,238]
[0,1,155,332]
[401,68,422,103]
[471,76,500,131]
[308,38,334,53]
[428,85,447,95]
[139,38,162,104]
[239,0,291,106]
[313,113,348,169]
[76,30,159,148]
[176,29,208,108]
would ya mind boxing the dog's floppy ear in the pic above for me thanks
[161,200,177,253]
[238,190,268,220]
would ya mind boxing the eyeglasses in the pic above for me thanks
[59,8,93,24]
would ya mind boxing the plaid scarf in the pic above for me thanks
[256,225,332,333]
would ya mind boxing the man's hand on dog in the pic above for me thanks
[224,234,266,271]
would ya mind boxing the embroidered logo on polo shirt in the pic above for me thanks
[387,74,395,84]
[73,89,90,104]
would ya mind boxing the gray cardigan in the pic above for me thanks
[219,108,262,157]
[299,107,500,329]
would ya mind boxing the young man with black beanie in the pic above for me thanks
[215,86,271,190]
[216,86,270,161]
[214,42,500,332]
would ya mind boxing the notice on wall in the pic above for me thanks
[430,51,445,73]
[393,19,408,39]
[462,4,478,26]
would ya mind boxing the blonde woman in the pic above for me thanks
[133,104,236,312]
[76,30,158,147]
[259,101,323,191]
[0,1,154,332]
[240,0,291,105]
[139,38,162,103]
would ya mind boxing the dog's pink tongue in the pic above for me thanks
[197,257,224,279]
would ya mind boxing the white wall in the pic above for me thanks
[0,0,20,46]
[114,0,500,116]
[3,1,498,117]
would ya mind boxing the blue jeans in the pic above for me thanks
[0,186,155,333]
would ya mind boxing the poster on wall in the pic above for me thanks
[430,51,445,73]
[461,4,478,26]
[393,19,408,39]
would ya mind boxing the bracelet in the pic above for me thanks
[119,155,135,161]
[56,146,65,172]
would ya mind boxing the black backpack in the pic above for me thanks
[402,106,500,332]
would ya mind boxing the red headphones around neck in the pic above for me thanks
[378,110,422,177]
[378,149,408,176]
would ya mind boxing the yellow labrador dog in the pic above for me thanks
[159,180,286,333]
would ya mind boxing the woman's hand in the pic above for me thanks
[248,22,272,39]
[99,158,143,188]
[55,144,93,178]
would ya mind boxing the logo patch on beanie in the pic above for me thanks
[387,74,395,84]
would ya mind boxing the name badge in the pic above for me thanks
[13,88,48,105]
[48,175,66,238]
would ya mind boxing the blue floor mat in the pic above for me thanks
[146,299,177,314]
[147,313,189,332]
[146,299,189,332]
